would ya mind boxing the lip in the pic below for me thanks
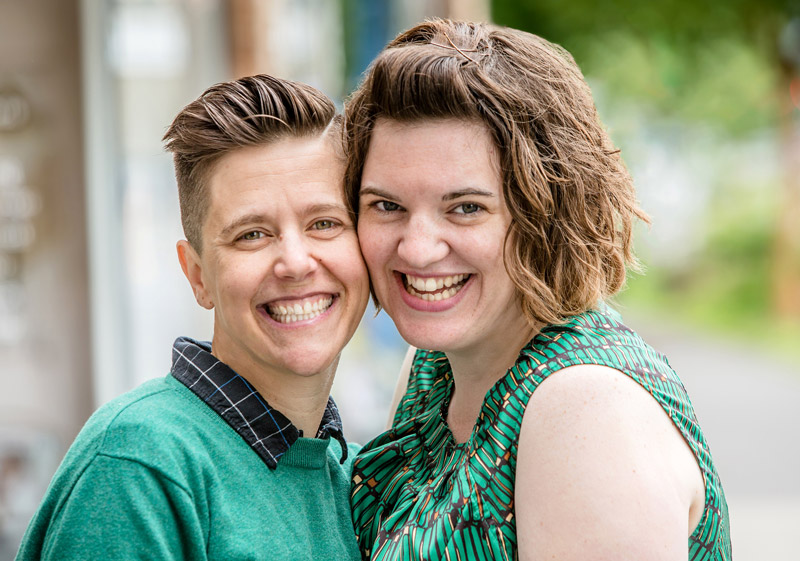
[393,271,472,312]
[258,292,338,328]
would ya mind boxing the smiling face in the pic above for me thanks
[177,136,369,382]
[358,118,531,357]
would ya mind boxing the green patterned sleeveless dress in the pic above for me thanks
[351,309,731,560]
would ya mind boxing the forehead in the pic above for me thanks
[368,118,495,160]
[211,134,340,182]
[371,117,491,143]
[206,136,345,209]
[204,137,344,236]
[363,118,500,187]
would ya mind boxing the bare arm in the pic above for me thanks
[515,364,704,561]
[386,346,416,429]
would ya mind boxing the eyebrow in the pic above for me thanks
[218,203,349,238]
[441,188,496,201]
[219,213,269,239]
[360,186,496,202]
[359,187,397,200]
[303,202,350,215]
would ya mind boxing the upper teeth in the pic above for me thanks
[267,296,333,324]
[405,274,467,292]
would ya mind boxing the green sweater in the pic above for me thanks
[16,375,361,560]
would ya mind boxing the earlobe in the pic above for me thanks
[176,240,214,310]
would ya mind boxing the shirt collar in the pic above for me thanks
[170,337,348,469]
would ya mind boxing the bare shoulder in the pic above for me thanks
[515,364,704,561]
[522,364,673,435]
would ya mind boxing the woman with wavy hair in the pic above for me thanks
[345,19,730,561]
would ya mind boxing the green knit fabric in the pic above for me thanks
[351,309,731,560]
[17,375,361,561]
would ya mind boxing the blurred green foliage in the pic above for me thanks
[493,0,795,134]
[582,35,778,133]
[493,0,800,361]
[619,185,800,361]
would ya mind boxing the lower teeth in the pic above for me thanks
[277,311,322,323]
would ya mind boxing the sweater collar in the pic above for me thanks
[170,337,348,469]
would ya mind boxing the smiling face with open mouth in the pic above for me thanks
[358,118,530,357]
[178,136,369,382]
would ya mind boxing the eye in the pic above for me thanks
[239,230,265,241]
[311,219,338,231]
[374,200,401,212]
[452,203,482,215]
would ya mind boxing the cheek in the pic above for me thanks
[215,258,263,297]
[356,222,391,270]
[464,221,508,256]
[324,239,369,288]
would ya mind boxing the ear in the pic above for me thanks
[177,240,214,310]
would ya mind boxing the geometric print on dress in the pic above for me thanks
[350,309,731,561]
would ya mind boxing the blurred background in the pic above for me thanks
[1,0,798,558]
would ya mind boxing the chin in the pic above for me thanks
[395,323,458,354]
[281,351,340,378]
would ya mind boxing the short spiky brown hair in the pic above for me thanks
[163,74,337,251]
[344,19,649,325]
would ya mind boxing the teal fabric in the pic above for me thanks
[16,375,361,561]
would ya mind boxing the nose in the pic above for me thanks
[396,215,449,269]
[273,232,318,280]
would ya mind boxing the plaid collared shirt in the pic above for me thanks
[170,337,348,469]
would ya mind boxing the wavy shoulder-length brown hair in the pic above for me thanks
[344,19,649,326]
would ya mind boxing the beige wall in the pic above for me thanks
[0,0,91,452]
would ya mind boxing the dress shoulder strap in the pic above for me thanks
[392,349,450,426]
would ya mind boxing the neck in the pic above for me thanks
[249,367,337,437]
[445,319,538,443]
[213,346,339,437]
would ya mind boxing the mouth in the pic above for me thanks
[264,294,334,324]
[402,273,471,302]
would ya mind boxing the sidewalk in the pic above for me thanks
[626,315,800,560]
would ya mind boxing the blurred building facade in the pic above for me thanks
[0,1,89,554]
